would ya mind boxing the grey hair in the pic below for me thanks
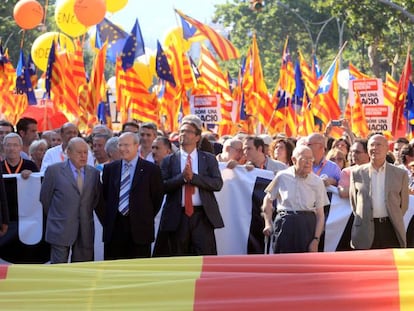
[66,137,88,152]
[105,136,119,155]
[29,139,48,156]
[292,145,312,159]
[3,132,23,146]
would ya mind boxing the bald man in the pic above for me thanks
[350,134,408,249]
[40,137,101,263]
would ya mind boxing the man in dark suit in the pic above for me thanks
[101,132,163,260]
[160,114,224,256]
[40,137,101,263]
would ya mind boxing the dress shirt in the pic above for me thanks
[181,149,202,207]
[41,144,94,172]
[370,162,388,218]
[68,160,84,186]
[265,166,329,212]
[121,154,139,193]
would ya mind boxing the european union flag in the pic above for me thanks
[96,18,129,63]
[294,60,304,107]
[45,41,55,98]
[156,41,176,87]
[16,49,37,105]
[121,19,146,71]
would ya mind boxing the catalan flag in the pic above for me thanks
[311,56,341,127]
[175,9,239,61]
[352,91,370,138]
[392,49,411,137]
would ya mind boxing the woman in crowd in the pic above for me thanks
[327,148,347,170]
[269,137,295,166]
[29,139,48,171]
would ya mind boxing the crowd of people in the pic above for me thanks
[0,115,412,263]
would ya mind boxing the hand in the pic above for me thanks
[21,169,32,180]
[245,163,255,171]
[340,118,350,130]
[226,160,238,169]
[0,224,8,237]
[183,163,193,181]
[308,239,319,252]
[263,225,273,236]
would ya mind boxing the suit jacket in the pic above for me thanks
[349,162,408,249]
[160,150,224,232]
[101,158,163,244]
[0,164,8,226]
[40,161,101,250]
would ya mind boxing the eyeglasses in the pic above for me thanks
[306,142,322,146]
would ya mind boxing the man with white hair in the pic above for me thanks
[216,138,244,168]
[41,123,94,172]
[350,134,408,249]
[262,145,328,253]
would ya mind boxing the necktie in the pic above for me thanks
[118,162,131,215]
[76,169,83,194]
[184,154,194,217]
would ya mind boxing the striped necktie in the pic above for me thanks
[118,162,131,215]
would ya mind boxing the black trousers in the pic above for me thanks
[371,218,401,249]
[168,206,217,256]
[104,212,151,260]
[272,211,316,253]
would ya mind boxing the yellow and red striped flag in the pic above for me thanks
[392,49,411,136]
[198,45,233,122]
[352,91,370,138]
[311,57,341,128]
[2,250,414,309]
[88,42,108,116]
[175,9,239,61]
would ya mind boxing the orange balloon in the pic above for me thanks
[74,0,106,27]
[13,0,44,30]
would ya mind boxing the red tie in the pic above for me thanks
[185,154,194,217]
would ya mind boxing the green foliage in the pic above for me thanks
[213,0,414,88]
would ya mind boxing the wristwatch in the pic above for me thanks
[313,236,320,242]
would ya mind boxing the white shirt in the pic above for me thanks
[265,166,329,212]
[138,146,155,163]
[370,162,388,218]
[181,149,202,207]
[41,144,94,172]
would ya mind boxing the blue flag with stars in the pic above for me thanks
[121,19,146,71]
[16,49,37,105]
[156,41,176,87]
[96,18,130,63]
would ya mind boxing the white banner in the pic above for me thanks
[2,168,414,262]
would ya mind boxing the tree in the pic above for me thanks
[213,0,414,86]
[213,0,345,89]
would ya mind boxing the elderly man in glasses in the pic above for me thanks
[262,145,329,253]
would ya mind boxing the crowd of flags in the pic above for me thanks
[0,9,413,138]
